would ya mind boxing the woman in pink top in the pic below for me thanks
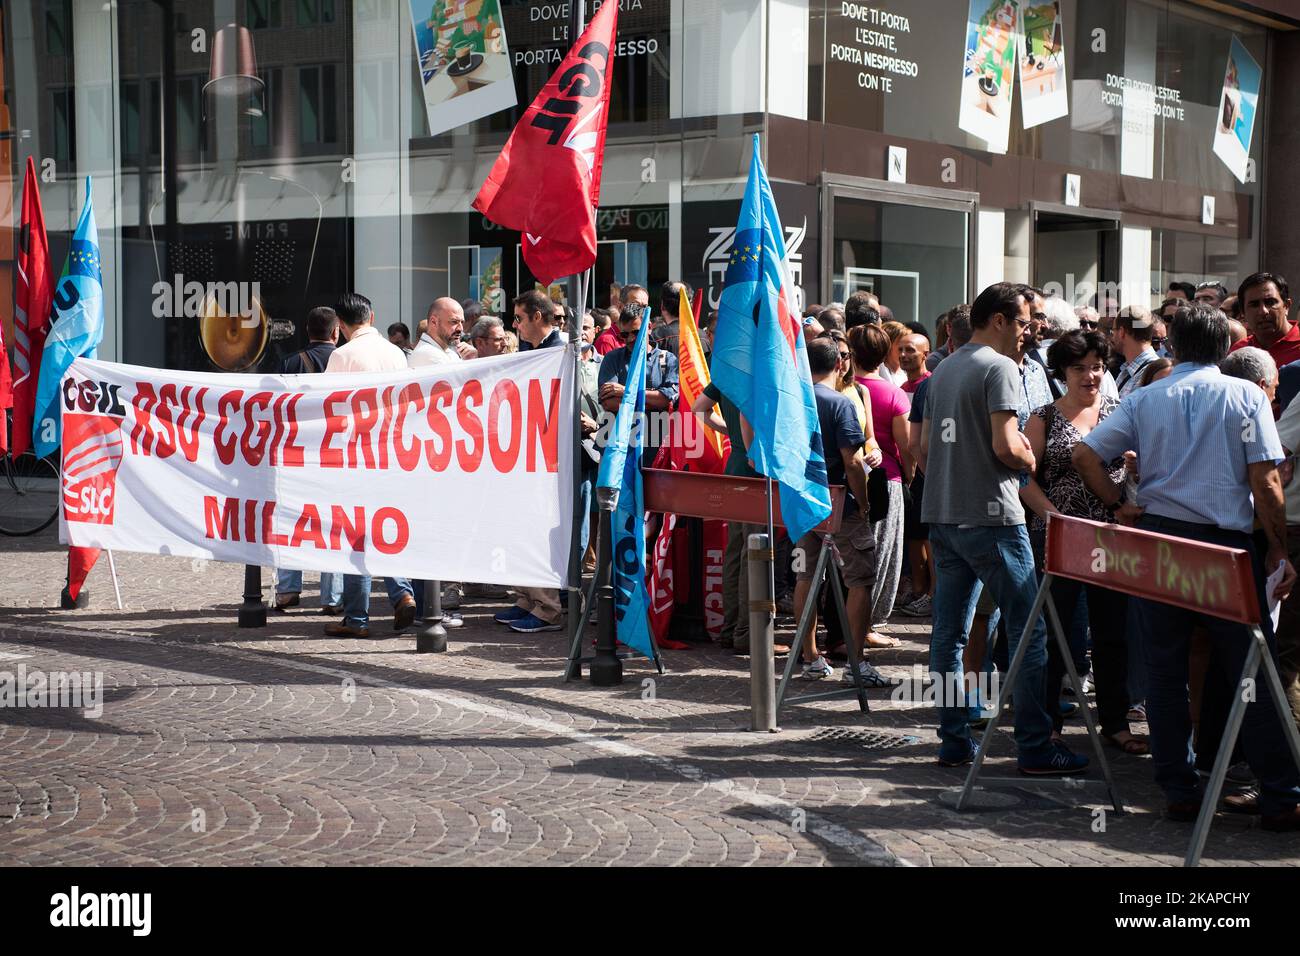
[849,324,915,647]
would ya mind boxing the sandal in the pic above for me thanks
[1105,732,1150,756]
[864,632,900,649]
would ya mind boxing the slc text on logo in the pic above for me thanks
[49,886,151,936]
[0,665,103,718]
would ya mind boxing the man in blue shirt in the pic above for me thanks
[598,306,679,468]
[1075,302,1300,830]
[792,338,888,685]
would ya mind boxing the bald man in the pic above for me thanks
[409,297,475,366]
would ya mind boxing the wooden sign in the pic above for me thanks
[1043,512,1261,625]
[643,469,846,534]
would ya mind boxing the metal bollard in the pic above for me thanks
[747,533,778,732]
[415,578,448,653]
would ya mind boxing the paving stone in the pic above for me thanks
[0,534,1295,866]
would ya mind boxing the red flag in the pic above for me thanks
[0,317,12,454]
[472,1,618,285]
[13,157,55,459]
[66,547,101,604]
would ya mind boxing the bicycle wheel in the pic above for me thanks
[0,453,60,536]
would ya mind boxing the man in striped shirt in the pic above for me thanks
[1112,306,1161,397]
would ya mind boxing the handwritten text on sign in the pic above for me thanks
[1044,513,1260,625]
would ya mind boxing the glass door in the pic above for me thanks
[825,181,973,335]
[1032,205,1121,313]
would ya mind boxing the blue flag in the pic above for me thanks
[596,308,655,660]
[33,177,104,458]
[710,136,831,542]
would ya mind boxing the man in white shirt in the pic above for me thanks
[406,297,472,617]
[326,295,410,374]
[324,293,417,637]
[408,298,475,367]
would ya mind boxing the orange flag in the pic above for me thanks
[671,287,729,472]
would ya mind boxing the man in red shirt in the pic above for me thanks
[1231,272,1300,369]
[899,332,931,400]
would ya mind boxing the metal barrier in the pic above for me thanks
[956,512,1300,866]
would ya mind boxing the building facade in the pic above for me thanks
[2,0,1295,371]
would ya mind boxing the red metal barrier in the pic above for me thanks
[1044,512,1261,625]
[642,468,846,534]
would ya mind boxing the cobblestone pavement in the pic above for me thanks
[1,529,1297,867]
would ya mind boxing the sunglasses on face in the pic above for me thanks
[1079,320,1099,330]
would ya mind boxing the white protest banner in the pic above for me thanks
[59,349,574,589]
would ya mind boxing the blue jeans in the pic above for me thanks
[579,472,594,554]
[342,575,414,629]
[277,569,342,606]
[1131,514,1300,814]
[928,523,1054,760]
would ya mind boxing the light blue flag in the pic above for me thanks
[710,136,831,542]
[33,177,104,458]
[596,308,655,660]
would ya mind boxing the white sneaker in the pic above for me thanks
[802,656,835,680]
[841,660,893,688]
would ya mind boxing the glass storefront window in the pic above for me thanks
[829,188,970,332]
[0,0,1282,373]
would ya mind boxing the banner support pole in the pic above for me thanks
[106,549,124,611]
[238,564,267,628]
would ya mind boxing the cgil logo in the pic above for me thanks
[49,886,151,936]
[61,378,126,415]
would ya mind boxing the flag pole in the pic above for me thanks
[563,0,593,680]
[564,265,588,679]
[765,475,776,628]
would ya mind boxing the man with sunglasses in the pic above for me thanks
[1195,281,1229,309]
[598,305,679,468]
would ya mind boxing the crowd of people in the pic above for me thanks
[267,270,1300,831]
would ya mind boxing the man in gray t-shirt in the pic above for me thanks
[917,283,1088,775]
[921,344,1023,527]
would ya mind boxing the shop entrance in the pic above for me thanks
[824,179,974,334]
[1032,205,1121,313]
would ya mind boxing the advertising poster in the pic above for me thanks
[410,0,517,138]
[1018,1,1067,128]
[1212,35,1262,184]
[958,0,1021,153]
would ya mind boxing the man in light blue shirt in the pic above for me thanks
[1073,302,1300,830]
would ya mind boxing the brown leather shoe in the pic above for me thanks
[1261,805,1300,832]
[1165,800,1203,822]
[1222,788,1260,815]
[324,622,370,639]
[393,594,417,630]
